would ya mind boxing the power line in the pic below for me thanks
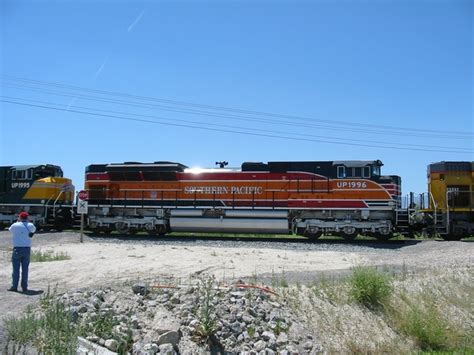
[2,97,472,154]
[4,95,470,152]
[2,81,472,141]
[2,74,472,138]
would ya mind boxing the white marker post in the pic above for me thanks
[77,190,89,243]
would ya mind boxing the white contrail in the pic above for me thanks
[63,11,144,113]
[94,56,109,79]
[128,10,145,32]
[65,97,77,112]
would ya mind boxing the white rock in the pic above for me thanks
[276,332,289,346]
[104,339,118,351]
[159,343,176,354]
[143,343,159,354]
[303,341,313,350]
[262,331,276,341]
[254,340,267,352]
[189,319,200,328]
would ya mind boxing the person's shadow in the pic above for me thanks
[22,289,44,296]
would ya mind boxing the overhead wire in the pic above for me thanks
[2,74,472,138]
[1,97,472,154]
[3,94,470,152]
[2,81,472,140]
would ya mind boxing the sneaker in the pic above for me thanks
[22,288,28,293]
[7,287,18,292]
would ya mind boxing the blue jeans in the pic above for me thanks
[12,247,30,290]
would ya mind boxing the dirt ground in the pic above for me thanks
[0,231,473,347]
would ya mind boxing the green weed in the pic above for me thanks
[349,266,392,308]
[247,325,256,337]
[193,277,218,340]
[5,294,78,354]
[3,306,39,351]
[31,249,71,262]
[80,311,117,340]
[400,304,450,351]
[80,311,132,354]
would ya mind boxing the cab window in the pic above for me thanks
[363,166,371,178]
[372,166,380,176]
[11,170,26,180]
[337,166,346,178]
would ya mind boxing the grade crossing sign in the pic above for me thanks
[77,190,88,214]
[78,190,89,201]
[77,200,88,214]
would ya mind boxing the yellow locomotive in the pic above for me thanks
[0,164,75,230]
[424,161,473,239]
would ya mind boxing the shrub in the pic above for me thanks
[37,300,78,354]
[349,266,392,308]
[399,303,464,351]
[4,306,40,351]
[5,296,78,354]
[31,250,71,262]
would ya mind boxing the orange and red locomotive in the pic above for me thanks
[84,160,401,240]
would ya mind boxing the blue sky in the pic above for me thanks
[1,0,472,194]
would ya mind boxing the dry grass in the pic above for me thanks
[278,265,473,353]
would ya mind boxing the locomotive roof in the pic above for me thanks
[86,161,188,173]
[429,161,473,172]
[242,160,382,166]
[0,164,61,170]
[332,160,383,167]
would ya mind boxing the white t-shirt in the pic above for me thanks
[9,221,36,247]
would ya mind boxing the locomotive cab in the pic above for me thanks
[334,160,381,179]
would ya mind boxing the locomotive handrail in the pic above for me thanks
[42,192,58,222]
[445,190,450,234]
[52,191,64,216]
[429,191,438,229]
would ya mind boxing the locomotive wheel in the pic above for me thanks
[115,222,130,235]
[53,222,65,232]
[443,227,464,241]
[343,232,359,242]
[342,232,358,241]
[304,231,323,241]
[442,234,462,241]
[374,232,394,241]
[342,227,358,241]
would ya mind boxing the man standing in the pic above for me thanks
[8,212,36,292]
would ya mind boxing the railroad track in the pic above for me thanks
[86,232,418,246]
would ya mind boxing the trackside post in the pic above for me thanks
[77,190,89,243]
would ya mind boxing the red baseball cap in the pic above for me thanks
[19,212,29,219]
